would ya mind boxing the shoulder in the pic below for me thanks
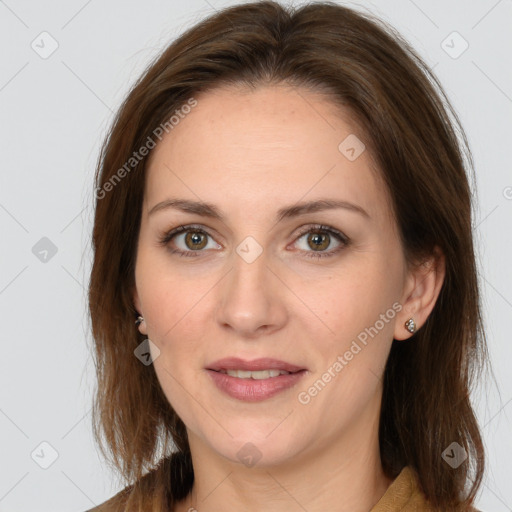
[83,484,132,512]
[83,457,176,512]
[371,466,481,512]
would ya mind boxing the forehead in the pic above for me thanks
[144,84,391,223]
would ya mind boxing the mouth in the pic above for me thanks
[205,357,307,401]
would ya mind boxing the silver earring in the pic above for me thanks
[135,315,144,326]
[405,318,416,333]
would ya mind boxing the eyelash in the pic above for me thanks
[157,224,350,260]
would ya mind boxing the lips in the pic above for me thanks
[206,357,306,373]
[205,357,307,401]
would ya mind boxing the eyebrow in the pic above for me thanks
[148,198,370,222]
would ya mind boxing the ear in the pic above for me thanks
[394,246,446,341]
[132,287,148,336]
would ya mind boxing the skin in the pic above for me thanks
[133,83,445,512]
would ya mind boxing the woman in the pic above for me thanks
[88,1,488,510]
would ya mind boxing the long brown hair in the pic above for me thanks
[88,1,488,510]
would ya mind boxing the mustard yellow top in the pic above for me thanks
[88,465,480,511]
[370,466,479,512]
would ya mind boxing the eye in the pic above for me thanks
[158,225,221,257]
[292,225,350,259]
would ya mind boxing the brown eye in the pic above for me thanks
[185,231,208,250]
[306,232,330,251]
[293,225,349,260]
[158,225,222,257]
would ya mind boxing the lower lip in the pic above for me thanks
[206,369,307,402]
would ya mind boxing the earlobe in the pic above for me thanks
[135,315,148,335]
[132,289,148,335]
[394,246,446,341]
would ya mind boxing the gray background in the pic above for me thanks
[0,0,511,510]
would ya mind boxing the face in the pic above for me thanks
[133,84,416,468]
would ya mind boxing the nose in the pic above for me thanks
[215,245,288,338]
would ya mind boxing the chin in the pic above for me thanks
[197,420,306,469]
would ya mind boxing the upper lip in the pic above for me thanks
[206,357,305,373]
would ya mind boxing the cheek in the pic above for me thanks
[296,263,400,394]
[142,285,207,349]
[294,262,396,336]
[135,246,206,339]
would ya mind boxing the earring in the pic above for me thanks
[405,318,416,333]
[135,315,144,326]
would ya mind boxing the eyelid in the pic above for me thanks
[292,224,349,244]
[158,224,219,245]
